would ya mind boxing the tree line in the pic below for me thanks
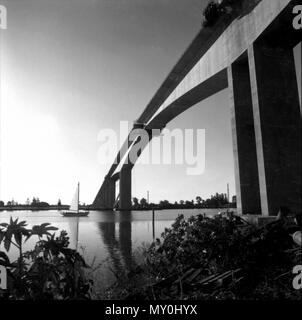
[0,198,63,208]
[132,193,236,210]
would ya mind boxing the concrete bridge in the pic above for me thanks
[92,0,301,216]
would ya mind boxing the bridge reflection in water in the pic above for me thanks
[97,211,133,277]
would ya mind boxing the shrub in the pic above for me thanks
[203,1,222,27]
[142,213,301,299]
[0,218,93,300]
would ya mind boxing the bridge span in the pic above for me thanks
[93,0,301,216]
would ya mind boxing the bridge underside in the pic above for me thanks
[92,0,301,215]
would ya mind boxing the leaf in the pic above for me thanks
[4,237,11,252]
[0,251,10,264]
[31,224,58,238]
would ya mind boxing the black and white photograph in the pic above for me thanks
[0,0,301,310]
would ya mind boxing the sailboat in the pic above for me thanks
[61,182,89,217]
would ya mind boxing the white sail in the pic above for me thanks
[69,183,79,212]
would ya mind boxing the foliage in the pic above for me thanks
[202,0,249,28]
[203,1,223,27]
[31,197,50,208]
[0,218,93,300]
[132,193,233,210]
[109,213,301,300]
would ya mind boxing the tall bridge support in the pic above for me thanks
[247,41,301,216]
[119,167,132,211]
[228,55,262,215]
[92,177,116,209]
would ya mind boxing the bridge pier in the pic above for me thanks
[92,177,116,209]
[119,167,132,211]
[106,178,116,209]
[228,55,262,215]
[247,42,301,215]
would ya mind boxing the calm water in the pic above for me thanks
[0,209,225,288]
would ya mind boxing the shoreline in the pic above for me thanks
[0,206,235,212]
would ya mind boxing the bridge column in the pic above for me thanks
[228,56,261,215]
[92,177,116,209]
[106,178,116,209]
[119,167,132,210]
[248,42,301,216]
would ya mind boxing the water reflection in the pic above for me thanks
[0,209,222,286]
[97,211,132,277]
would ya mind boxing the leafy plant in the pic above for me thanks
[124,213,301,300]
[0,218,93,300]
[203,1,223,27]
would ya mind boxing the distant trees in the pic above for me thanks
[131,192,234,210]
[203,1,221,27]
[185,200,195,209]
[132,197,139,208]
[140,198,148,208]
[31,197,39,206]
[203,193,229,208]
[202,0,246,28]
[0,197,54,209]
[31,197,49,208]
[196,196,202,206]
[159,200,172,209]
[6,199,18,207]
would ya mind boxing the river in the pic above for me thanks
[0,208,230,291]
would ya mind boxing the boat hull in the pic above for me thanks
[61,211,89,217]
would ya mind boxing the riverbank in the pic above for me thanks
[0,205,87,211]
[104,212,302,300]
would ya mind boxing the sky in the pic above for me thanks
[0,0,301,205]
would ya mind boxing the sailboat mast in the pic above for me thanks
[78,182,80,213]
[76,182,80,251]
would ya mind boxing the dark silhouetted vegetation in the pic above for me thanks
[0,218,92,300]
[105,213,301,300]
[132,193,234,210]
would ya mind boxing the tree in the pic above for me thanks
[0,201,4,207]
[140,198,148,208]
[132,197,139,208]
[203,1,221,27]
[37,202,50,208]
[196,196,202,206]
[31,198,37,206]
[185,200,194,208]
[58,199,62,207]
[159,200,171,209]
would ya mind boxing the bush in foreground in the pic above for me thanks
[0,218,92,300]
[107,213,301,300]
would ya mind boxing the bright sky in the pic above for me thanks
[0,0,301,205]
